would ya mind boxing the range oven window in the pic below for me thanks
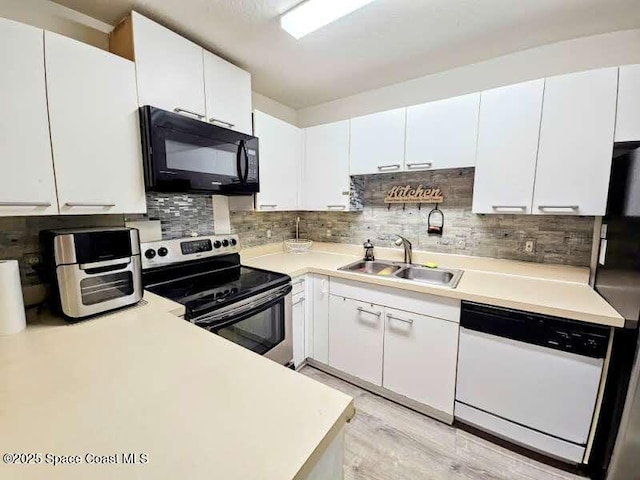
[204,297,285,356]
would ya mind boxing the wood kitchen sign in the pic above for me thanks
[384,185,444,204]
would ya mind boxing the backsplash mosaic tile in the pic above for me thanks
[144,192,215,239]
[298,169,595,267]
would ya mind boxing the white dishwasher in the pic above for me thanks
[455,302,610,464]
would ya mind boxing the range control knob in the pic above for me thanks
[222,239,230,247]
[144,249,156,259]
[230,238,237,246]
[157,247,168,257]
[213,241,222,249]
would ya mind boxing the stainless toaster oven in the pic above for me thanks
[41,228,143,321]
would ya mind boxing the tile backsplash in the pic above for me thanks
[298,169,595,266]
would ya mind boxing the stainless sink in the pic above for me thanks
[394,265,463,288]
[339,260,463,288]
[339,260,402,276]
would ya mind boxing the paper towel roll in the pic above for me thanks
[0,260,26,335]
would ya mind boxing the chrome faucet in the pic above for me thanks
[394,235,413,264]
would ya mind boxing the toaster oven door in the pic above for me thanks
[56,256,143,320]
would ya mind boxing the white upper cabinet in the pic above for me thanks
[0,18,58,217]
[616,65,640,142]
[473,80,545,214]
[302,121,351,211]
[254,111,302,211]
[405,93,480,171]
[204,51,252,135]
[533,68,618,216]
[350,108,406,175]
[128,12,206,118]
[45,31,146,215]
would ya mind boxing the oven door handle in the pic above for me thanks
[193,284,292,326]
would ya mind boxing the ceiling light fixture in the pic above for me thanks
[280,0,376,39]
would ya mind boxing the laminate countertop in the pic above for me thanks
[242,243,624,328]
[0,293,354,480]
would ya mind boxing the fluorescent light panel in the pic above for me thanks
[281,0,376,39]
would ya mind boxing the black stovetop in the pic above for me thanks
[142,254,290,320]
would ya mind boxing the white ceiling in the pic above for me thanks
[52,0,640,109]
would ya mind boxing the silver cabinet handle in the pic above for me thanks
[357,306,382,317]
[327,205,346,210]
[387,313,414,325]
[492,205,527,211]
[292,296,306,306]
[406,162,432,170]
[377,164,401,171]
[0,201,51,207]
[174,107,205,119]
[260,204,277,209]
[209,117,235,128]
[65,202,115,207]
[293,278,306,286]
[538,205,579,211]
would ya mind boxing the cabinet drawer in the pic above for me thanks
[330,278,460,322]
[383,307,459,415]
[292,276,306,295]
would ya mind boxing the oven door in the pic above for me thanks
[141,106,259,194]
[193,284,293,365]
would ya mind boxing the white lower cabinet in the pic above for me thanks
[329,296,384,386]
[383,307,459,415]
[310,274,330,364]
[292,290,306,369]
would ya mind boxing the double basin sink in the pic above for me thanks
[339,259,463,289]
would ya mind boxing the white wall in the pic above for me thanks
[297,29,640,128]
[252,92,298,126]
[0,0,111,49]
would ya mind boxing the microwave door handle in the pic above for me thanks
[236,140,249,184]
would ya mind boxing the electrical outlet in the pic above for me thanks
[326,229,332,237]
[266,229,272,239]
[525,240,535,254]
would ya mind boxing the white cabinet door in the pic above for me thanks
[329,295,384,385]
[383,307,459,415]
[311,274,330,364]
[473,80,545,214]
[302,121,351,211]
[254,110,301,211]
[132,12,206,118]
[45,31,146,215]
[204,50,252,135]
[616,65,640,142]
[293,291,306,369]
[0,19,58,217]
[405,93,480,171]
[533,68,618,216]
[350,108,406,175]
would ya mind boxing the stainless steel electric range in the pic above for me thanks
[141,235,293,366]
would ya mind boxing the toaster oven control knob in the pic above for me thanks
[230,238,237,246]
[222,239,230,247]
[157,247,168,257]
[145,248,156,259]
[213,241,222,249]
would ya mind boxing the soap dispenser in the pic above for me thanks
[363,239,375,261]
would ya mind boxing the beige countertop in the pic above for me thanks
[0,293,354,480]
[242,243,624,328]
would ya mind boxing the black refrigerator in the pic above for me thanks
[590,144,640,480]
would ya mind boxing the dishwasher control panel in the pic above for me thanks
[461,301,610,358]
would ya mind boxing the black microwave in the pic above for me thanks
[139,106,259,195]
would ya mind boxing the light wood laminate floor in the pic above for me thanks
[300,366,587,480]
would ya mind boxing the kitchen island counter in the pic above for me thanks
[0,293,354,480]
